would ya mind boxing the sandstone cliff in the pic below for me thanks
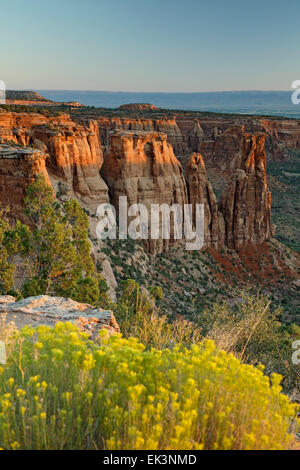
[220,133,272,249]
[177,115,300,163]
[0,144,51,222]
[0,110,108,205]
[97,116,185,154]
[101,130,188,254]
[186,153,224,248]
[185,132,272,250]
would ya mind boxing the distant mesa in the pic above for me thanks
[6,90,51,103]
[5,90,84,108]
[118,103,159,111]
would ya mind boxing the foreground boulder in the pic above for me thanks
[0,295,119,336]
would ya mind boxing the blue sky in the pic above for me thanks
[1,0,299,92]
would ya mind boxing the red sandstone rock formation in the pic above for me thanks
[0,144,51,222]
[186,153,224,248]
[220,133,272,249]
[96,112,300,167]
[97,116,185,155]
[101,130,188,254]
[0,108,275,256]
[177,115,300,163]
[0,110,108,205]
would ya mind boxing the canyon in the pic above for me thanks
[0,106,290,252]
[0,96,299,321]
[94,113,300,164]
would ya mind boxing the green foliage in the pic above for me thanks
[115,280,203,349]
[21,175,100,304]
[0,322,297,450]
[0,210,29,295]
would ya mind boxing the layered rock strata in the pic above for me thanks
[220,133,272,249]
[0,144,51,221]
[185,153,225,248]
[101,130,188,254]
[0,110,108,205]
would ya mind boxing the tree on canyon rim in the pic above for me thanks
[20,174,102,304]
[0,209,25,294]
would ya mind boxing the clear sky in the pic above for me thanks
[1,0,300,92]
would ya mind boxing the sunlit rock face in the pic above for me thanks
[97,116,186,155]
[220,133,272,249]
[101,130,188,254]
[0,144,51,222]
[0,110,108,205]
[186,152,225,249]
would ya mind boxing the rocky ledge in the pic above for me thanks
[0,295,120,336]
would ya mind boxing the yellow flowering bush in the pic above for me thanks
[0,322,298,450]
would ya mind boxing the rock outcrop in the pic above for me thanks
[177,115,300,163]
[97,117,185,154]
[186,153,224,248]
[0,295,119,336]
[0,110,108,205]
[185,133,273,250]
[97,112,300,165]
[101,130,188,254]
[0,144,51,221]
[0,108,275,258]
[220,133,272,249]
[101,129,272,253]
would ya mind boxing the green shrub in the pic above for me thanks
[0,322,298,450]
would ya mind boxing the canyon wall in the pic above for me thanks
[177,116,300,163]
[0,144,50,222]
[220,133,272,249]
[185,134,272,250]
[186,153,225,248]
[97,117,186,155]
[101,128,272,254]
[0,108,274,257]
[101,130,188,254]
[96,113,300,166]
[0,109,108,205]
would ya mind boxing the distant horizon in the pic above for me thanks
[5,89,299,118]
[12,89,294,94]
